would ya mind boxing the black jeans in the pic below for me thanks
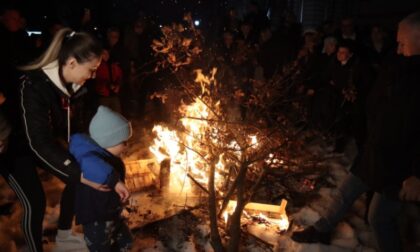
[0,154,76,252]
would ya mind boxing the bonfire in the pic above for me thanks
[128,13,324,252]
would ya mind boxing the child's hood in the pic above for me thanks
[69,133,115,185]
[69,133,106,159]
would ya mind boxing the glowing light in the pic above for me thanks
[249,135,258,148]
[27,30,42,36]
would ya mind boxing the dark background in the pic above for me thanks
[2,0,420,35]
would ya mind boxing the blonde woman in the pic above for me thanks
[0,28,107,252]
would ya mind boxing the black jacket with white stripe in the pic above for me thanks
[7,62,87,183]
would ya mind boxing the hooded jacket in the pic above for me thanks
[69,133,124,224]
[7,61,87,183]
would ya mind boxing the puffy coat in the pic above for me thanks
[69,133,124,224]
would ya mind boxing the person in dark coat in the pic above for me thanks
[0,28,105,252]
[365,25,394,73]
[317,39,373,147]
[70,106,132,251]
[292,12,420,252]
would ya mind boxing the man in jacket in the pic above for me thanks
[292,12,420,252]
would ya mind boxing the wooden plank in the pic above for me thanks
[227,199,287,214]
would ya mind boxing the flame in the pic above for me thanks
[223,200,237,223]
[149,69,260,195]
[257,213,289,231]
[149,98,221,193]
[147,68,291,230]
[149,69,225,194]
[149,125,180,163]
[278,214,290,231]
[222,200,289,231]
[194,68,217,96]
[249,135,258,148]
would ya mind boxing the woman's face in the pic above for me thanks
[63,56,101,85]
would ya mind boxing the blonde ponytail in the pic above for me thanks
[20,27,102,71]
[20,28,72,71]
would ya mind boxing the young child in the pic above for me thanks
[94,48,123,113]
[69,105,133,251]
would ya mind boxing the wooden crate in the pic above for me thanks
[124,158,160,192]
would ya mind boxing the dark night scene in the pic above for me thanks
[0,0,420,251]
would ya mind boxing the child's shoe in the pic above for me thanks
[52,229,89,252]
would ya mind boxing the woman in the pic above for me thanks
[0,28,107,252]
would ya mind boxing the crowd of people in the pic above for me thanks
[0,2,419,252]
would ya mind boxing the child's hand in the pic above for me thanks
[115,181,130,203]
[80,174,111,192]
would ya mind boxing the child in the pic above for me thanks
[69,105,132,251]
[94,48,123,113]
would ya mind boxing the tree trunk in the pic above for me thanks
[227,162,249,252]
[208,160,225,252]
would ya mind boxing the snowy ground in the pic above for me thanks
[1,124,419,251]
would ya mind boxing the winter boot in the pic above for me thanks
[52,229,89,252]
[291,226,331,244]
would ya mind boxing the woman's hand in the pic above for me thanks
[80,174,111,192]
[114,181,130,203]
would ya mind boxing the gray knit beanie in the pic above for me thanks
[89,106,132,148]
[0,112,11,141]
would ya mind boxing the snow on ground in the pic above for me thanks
[1,126,419,251]
[127,136,379,252]
[277,139,377,252]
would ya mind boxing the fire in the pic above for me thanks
[256,213,290,231]
[147,67,291,237]
[149,98,222,193]
[249,135,258,148]
[277,213,290,231]
[223,200,237,223]
[149,125,180,163]
[148,69,265,199]
[149,69,226,194]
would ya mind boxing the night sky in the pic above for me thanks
[2,0,226,30]
[2,0,420,32]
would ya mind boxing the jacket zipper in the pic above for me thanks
[67,97,71,143]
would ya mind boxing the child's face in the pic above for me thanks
[337,47,352,63]
[106,141,127,156]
